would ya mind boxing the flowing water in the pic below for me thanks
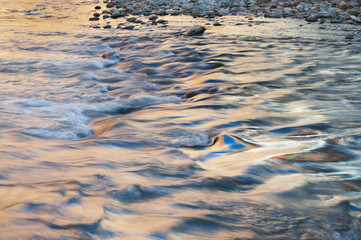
[1,0,361,239]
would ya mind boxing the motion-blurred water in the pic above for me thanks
[1,0,361,239]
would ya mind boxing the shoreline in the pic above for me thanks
[89,0,361,25]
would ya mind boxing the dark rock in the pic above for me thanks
[171,10,180,15]
[127,17,137,22]
[89,17,100,21]
[95,6,101,10]
[184,91,201,98]
[111,10,126,18]
[186,26,206,36]
[122,25,135,30]
[149,15,158,21]
[102,52,123,61]
[305,15,318,22]
[157,19,168,24]
[103,15,110,19]
[213,22,222,26]
[103,24,112,29]
[93,13,100,17]
[155,9,167,16]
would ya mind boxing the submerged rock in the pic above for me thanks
[185,26,206,36]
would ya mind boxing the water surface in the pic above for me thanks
[1,0,361,239]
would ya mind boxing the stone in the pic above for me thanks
[149,15,158,21]
[186,26,206,36]
[155,9,167,16]
[351,15,361,23]
[93,13,100,17]
[213,22,222,26]
[89,17,100,21]
[102,52,123,61]
[171,10,180,15]
[111,10,126,18]
[103,24,112,29]
[127,17,137,22]
[122,25,135,30]
[95,6,101,10]
[157,19,168,24]
[305,15,318,22]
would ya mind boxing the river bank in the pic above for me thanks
[91,0,361,25]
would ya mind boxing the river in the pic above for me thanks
[1,0,361,239]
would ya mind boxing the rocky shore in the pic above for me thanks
[90,0,361,25]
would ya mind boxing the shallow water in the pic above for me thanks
[1,0,361,239]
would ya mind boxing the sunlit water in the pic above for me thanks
[1,0,361,239]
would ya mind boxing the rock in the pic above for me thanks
[149,15,158,21]
[213,22,222,26]
[283,7,295,16]
[157,19,168,24]
[155,9,167,16]
[95,6,101,10]
[122,25,135,30]
[305,15,318,22]
[89,17,100,21]
[102,52,123,61]
[267,10,283,18]
[339,1,351,10]
[185,26,206,36]
[93,13,100,17]
[171,10,180,15]
[103,24,112,29]
[351,15,361,23]
[111,10,126,18]
[127,17,137,22]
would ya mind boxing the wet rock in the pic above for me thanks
[305,15,318,22]
[339,1,352,10]
[149,15,158,21]
[155,9,167,16]
[351,15,361,23]
[267,10,283,18]
[122,25,135,30]
[89,17,100,21]
[171,10,180,15]
[185,26,206,36]
[102,52,123,61]
[127,17,137,22]
[157,19,168,24]
[111,10,126,18]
